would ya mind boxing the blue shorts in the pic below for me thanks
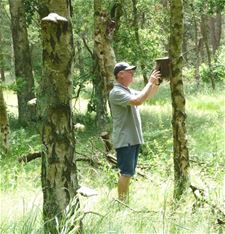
[116,144,140,177]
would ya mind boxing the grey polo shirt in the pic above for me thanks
[109,83,144,149]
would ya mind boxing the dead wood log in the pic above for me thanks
[18,151,101,167]
[100,131,112,152]
[17,138,147,178]
[76,157,101,167]
[105,153,117,165]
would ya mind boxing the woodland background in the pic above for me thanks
[0,0,225,233]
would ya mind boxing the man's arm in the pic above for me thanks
[129,70,161,106]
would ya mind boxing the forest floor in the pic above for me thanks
[1,81,225,234]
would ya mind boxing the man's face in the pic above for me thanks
[118,69,134,86]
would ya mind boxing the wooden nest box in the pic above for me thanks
[155,57,171,80]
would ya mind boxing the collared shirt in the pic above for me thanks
[109,83,144,149]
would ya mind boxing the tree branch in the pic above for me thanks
[190,184,225,225]
[81,36,93,58]
[18,151,42,163]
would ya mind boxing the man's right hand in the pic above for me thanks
[149,70,161,85]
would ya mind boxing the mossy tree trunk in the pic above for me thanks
[169,0,190,201]
[93,0,116,130]
[9,0,36,125]
[39,1,79,233]
[0,82,9,154]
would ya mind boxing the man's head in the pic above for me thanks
[114,62,136,78]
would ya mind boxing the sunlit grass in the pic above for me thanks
[81,174,224,234]
[1,83,225,233]
[0,188,43,234]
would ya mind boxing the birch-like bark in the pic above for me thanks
[9,0,36,125]
[39,1,80,232]
[0,82,9,154]
[169,0,190,200]
[93,0,116,129]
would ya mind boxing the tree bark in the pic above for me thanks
[0,68,5,82]
[39,1,80,233]
[200,14,215,90]
[93,0,116,130]
[191,2,200,86]
[169,0,190,201]
[9,0,36,125]
[132,0,148,84]
[0,1,5,82]
[0,26,5,82]
[214,11,222,52]
[209,12,222,55]
[161,0,169,8]
[0,82,9,153]
[39,0,73,19]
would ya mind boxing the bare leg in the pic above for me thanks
[118,175,131,202]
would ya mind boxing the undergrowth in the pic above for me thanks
[0,83,224,233]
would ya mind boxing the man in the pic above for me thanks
[109,62,161,202]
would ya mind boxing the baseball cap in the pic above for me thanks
[113,62,136,76]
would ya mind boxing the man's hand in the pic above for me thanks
[129,70,161,106]
[149,70,161,85]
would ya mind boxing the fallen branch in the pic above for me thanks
[190,184,225,225]
[76,157,101,167]
[105,153,117,165]
[190,159,225,168]
[114,198,137,212]
[18,150,100,166]
[17,146,147,178]
[83,211,103,217]
[100,132,112,152]
[114,199,158,214]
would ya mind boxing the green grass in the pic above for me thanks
[1,83,225,233]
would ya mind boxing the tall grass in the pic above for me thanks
[0,206,43,234]
[0,83,224,233]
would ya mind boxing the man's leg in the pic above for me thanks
[118,175,131,202]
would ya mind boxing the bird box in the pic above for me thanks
[155,57,171,80]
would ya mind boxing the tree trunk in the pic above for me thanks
[214,11,222,52]
[39,0,73,19]
[0,82,9,154]
[191,2,200,86]
[93,0,116,130]
[209,12,222,55]
[132,0,148,84]
[0,68,5,82]
[39,1,80,233]
[200,14,215,90]
[169,0,190,201]
[182,30,188,62]
[161,0,169,8]
[74,39,85,100]
[209,15,217,55]
[0,21,5,82]
[9,0,36,125]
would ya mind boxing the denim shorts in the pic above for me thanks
[116,144,140,177]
